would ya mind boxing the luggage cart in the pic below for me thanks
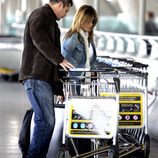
[60,68,121,158]
[95,56,150,158]
[58,56,150,158]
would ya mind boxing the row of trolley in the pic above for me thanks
[58,56,150,158]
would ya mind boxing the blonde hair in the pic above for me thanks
[65,5,98,42]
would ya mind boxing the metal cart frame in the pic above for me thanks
[58,56,150,158]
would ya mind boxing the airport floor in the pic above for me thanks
[0,79,158,158]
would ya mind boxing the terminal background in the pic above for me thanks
[0,0,158,158]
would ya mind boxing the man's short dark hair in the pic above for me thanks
[49,0,73,6]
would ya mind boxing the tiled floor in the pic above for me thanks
[0,80,157,158]
[0,80,29,158]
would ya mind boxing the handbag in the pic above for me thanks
[18,108,33,157]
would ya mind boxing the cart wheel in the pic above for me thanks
[143,134,150,158]
[135,134,150,158]
[108,145,119,158]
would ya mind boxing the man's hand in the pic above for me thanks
[59,59,74,71]
[56,95,64,104]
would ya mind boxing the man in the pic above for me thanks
[145,11,158,35]
[19,0,73,157]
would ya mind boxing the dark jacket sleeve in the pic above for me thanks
[29,11,64,65]
[52,81,64,96]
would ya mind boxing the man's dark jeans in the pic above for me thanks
[24,79,55,158]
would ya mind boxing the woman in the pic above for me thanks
[61,5,98,155]
[62,5,98,81]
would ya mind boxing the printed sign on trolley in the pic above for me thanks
[65,97,119,139]
[100,92,144,128]
[119,92,143,128]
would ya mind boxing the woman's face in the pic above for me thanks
[81,18,94,32]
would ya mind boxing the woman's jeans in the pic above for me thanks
[24,79,55,158]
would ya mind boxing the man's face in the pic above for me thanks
[57,3,71,20]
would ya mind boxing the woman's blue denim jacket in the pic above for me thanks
[61,32,97,77]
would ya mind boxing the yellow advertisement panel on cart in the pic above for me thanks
[100,92,144,128]
[65,97,119,139]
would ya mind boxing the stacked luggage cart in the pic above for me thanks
[59,56,150,158]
